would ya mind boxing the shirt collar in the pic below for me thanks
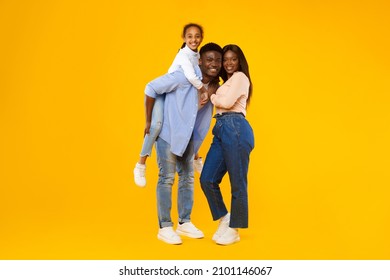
[183,45,198,57]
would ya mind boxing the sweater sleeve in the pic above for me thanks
[176,52,204,90]
[210,72,249,109]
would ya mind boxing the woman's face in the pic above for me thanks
[183,26,203,51]
[223,50,240,76]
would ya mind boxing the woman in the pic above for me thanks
[200,44,254,245]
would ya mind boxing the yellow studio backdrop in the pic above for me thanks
[1,0,389,260]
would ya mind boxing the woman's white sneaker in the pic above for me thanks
[216,227,240,245]
[157,227,182,245]
[212,213,230,241]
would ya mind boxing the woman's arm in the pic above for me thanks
[210,72,249,109]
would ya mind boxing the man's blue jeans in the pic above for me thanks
[200,113,254,228]
[156,137,195,228]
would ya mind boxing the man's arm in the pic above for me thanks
[143,71,188,135]
[145,71,187,98]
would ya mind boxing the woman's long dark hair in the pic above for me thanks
[221,44,253,105]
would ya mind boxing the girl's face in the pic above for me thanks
[183,26,203,51]
[223,50,240,76]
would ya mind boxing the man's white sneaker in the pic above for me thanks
[176,222,204,238]
[193,157,203,173]
[157,227,182,245]
[212,213,230,241]
[133,163,146,187]
[215,227,240,245]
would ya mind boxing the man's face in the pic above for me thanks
[199,50,222,79]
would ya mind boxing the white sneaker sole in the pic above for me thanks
[176,229,204,239]
[212,234,220,241]
[157,234,182,245]
[216,236,240,245]
[134,181,146,187]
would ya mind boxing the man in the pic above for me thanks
[144,43,223,244]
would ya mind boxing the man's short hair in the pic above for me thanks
[200,42,223,56]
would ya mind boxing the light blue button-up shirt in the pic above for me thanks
[145,69,213,157]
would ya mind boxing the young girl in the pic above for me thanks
[134,23,208,187]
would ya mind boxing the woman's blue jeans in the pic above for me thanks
[140,96,164,157]
[156,137,195,228]
[200,113,254,228]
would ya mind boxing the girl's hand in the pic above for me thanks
[199,91,209,105]
[208,83,219,97]
[144,121,151,137]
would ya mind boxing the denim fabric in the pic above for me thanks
[200,113,254,228]
[139,96,164,157]
[156,137,195,228]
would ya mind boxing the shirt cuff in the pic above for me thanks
[144,85,157,98]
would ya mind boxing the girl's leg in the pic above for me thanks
[139,96,164,159]
[134,96,164,187]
